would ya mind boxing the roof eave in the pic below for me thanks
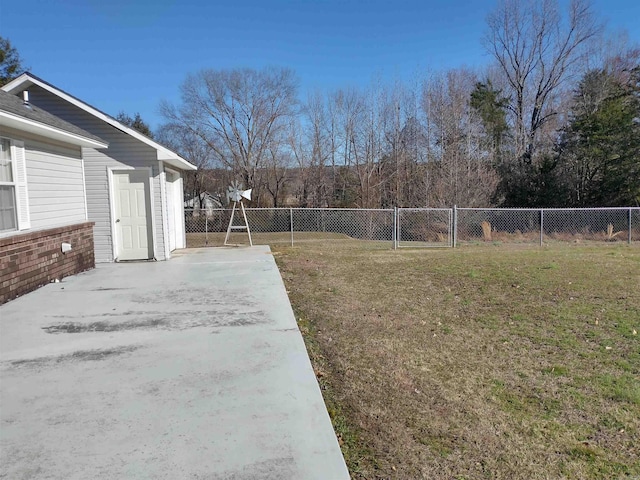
[159,152,198,171]
[0,111,109,149]
[1,74,34,94]
[3,73,197,171]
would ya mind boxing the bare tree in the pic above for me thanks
[264,142,292,207]
[303,91,331,207]
[421,69,499,207]
[160,67,298,203]
[354,85,386,209]
[329,88,364,207]
[380,80,425,207]
[485,0,601,161]
[156,123,219,207]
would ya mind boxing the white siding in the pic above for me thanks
[1,125,85,232]
[27,86,167,263]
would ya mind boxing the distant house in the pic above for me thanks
[2,73,197,263]
[0,89,108,304]
[184,191,223,216]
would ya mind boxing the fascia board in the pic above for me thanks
[0,111,109,148]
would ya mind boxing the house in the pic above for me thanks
[0,89,108,304]
[2,73,197,264]
[184,191,223,216]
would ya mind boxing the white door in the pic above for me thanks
[166,171,177,252]
[114,170,153,261]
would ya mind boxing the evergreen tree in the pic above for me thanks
[116,111,154,139]
[470,80,510,165]
[0,36,26,86]
[557,68,640,206]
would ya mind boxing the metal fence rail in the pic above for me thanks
[184,207,640,248]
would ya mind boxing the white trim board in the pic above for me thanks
[3,74,195,171]
[147,166,158,260]
[0,110,108,149]
[159,162,170,260]
[164,166,184,251]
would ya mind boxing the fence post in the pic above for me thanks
[393,207,397,250]
[290,208,294,247]
[629,207,632,244]
[540,209,544,246]
[203,211,208,246]
[453,205,457,248]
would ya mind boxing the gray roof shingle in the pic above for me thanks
[0,89,106,145]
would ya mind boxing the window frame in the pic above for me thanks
[0,138,18,233]
[0,136,29,234]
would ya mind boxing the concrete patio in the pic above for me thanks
[0,246,349,479]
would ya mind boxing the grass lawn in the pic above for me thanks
[272,241,640,479]
[186,231,362,247]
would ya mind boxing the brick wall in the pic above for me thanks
[0,222,95,305]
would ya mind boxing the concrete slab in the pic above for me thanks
[0,246,349,480]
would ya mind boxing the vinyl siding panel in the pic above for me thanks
[27,86,167,263]
[0,125,87,232]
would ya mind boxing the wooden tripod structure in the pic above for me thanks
[224,200,253,246]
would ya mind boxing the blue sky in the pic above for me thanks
[1,0,638,130]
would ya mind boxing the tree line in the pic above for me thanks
[157,0,638,209]
[2,0,638,209]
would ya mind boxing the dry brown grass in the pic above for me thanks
[273,242,640,479]
[186,231,377,247]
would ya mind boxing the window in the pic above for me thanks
[0,138,28,233]
[0,139,17,232]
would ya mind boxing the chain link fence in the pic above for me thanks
[184,208,394,247]
[543,208,635,243]
[456,208,542,245]
[455,207,640,245]
[185,207,640,248]
[397,208,453,247]
[292,208,394,243]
